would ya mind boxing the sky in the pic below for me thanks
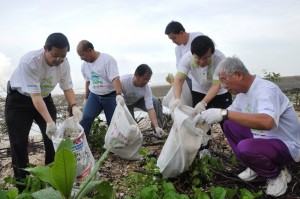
[1,0,300,94]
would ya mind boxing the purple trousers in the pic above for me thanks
[223,120,295,178]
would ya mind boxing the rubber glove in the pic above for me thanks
[169,99,181,112]
[116,95,125,106]
[201,108,223,124]
[46,122,56,139]
[193,113,205,127]
[194,101,206,114]
[72,105,83,122]
[155,127,165,137]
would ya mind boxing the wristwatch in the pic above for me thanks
[221,109,228,120]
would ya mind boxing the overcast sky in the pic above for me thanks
[1,0,299,93]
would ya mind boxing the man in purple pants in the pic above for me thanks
[193,56,300,197]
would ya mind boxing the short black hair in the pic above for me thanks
[134,64,152,76]
[165,21,185,35]
[45,33,70,51]
[191,35,215,57]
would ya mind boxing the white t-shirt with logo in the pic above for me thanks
[120,74,153,109]
[228,76,300,162]
[81,53,119,95]
[177,49,227,95]
[10,48,73,97]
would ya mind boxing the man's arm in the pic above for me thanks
[112,76,123,94]
[30,93,53,123]
[63,88,77,106]
[173,72,186,99]
[147,108,159,128]
[84,81,90,100]
[228,111,274,130]
[200,81,221,104]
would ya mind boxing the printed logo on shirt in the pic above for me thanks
[90,72,103,85]
[41,76,55,97]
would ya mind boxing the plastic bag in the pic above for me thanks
[157,105,211,178]
[52,117,95,182]
[162,81,193,108]
[104,103,143,160]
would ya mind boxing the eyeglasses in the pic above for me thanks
[49,53,67,61]
[193,55,212,62]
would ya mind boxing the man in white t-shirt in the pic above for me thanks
[77,40,122,137]
[116,64,165,137]
[5,33,82,186]
[194,56,300,197]
[165,21,203,89]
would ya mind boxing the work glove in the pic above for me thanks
[169,99,181,112]
[155,127,165,138]
[201,108,223,124]
[193,113,206,127]
[82,99,87,110]
[194,101,207,114]
[46,122,56,139]
[72,105,83,122]
[116,95,125,106]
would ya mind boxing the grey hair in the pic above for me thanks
[217,56,250,76]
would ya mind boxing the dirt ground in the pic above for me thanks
[0,94,300,198]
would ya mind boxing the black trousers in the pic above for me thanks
[5,89,56,179]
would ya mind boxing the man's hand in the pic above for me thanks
[72,105,83,122]
[116,95,125,106]
[155,127,165,137]
[194,101,206,114]
[169,99,181,112]
[201,108,223,124]
[46,122,56,139]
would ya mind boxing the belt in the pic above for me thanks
[98,91,116,97]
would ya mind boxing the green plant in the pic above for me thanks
[88,117,108,155]
[262,70,281,83]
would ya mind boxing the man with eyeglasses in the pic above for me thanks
[5,32,82,189]
[77,40,122,137]
[165,21,203,90]
[171,35,232,156]
[116,64,165,137]
[194,56,300,197]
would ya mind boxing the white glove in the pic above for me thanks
[155,127,165,137]
[46,122,56,139]
[72,105,83,122]
[201,108,223,124]
[169,99,181,112]
[194,101,206,114]
[116,95,125,106]
[82,99,87,110]
[193,113,205,127]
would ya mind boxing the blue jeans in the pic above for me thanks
[80,92,116,137]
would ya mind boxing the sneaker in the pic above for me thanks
[266,168,292,197]
[238,167,258,181]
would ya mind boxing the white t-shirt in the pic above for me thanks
[175,32,203,68]
[120,74,154,109]
[177,49,227,94]
[81,53,119,95]
[10,49,73,97]
[228,76,300,162]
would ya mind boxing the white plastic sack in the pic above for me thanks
[104,103,143,160]
[157,105,211,178]
[162,81,193,108]
[52,117,95,182]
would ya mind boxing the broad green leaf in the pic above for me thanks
[194,188,210,199]
[31,187,63,199]
[210,186,226,199]
[225,186,238,199]
[56,138,74,152]
[25,166,56,188]
[6,187,18,199]
[0,190,7,199]
[15,192,31,199]
[51,148,76,198]
[140,185,159,199]
[77,181,114,199]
